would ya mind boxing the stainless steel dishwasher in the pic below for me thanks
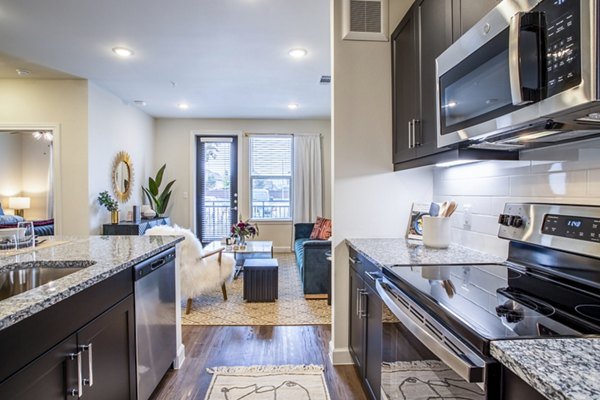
[134,248,176,400]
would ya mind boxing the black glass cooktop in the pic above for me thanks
[382,262,600,353]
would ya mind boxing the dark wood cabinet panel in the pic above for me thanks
[416,0,453,158]
[0,335,79,400]
[392,9,418,163]
[452,0,501,40]
[349,268,365,370]
[77,296,136,400]
[348,249,382,400]
[364,287,382,400]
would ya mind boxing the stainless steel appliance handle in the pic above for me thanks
[81,343,94,387]
[376,279,487,383]
[509,12,532,106]
[68,351,83,397]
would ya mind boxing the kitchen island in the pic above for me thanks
[0,235,183,400]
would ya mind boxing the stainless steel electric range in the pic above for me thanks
[377,203,600,399]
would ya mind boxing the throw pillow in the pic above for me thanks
[310,217,332,240]
[0,202,4,216]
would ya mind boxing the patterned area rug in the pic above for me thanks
[182,253,331,325]
[381,360,485,400]
[204,365,331,400]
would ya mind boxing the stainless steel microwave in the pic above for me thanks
[436,0,600,151]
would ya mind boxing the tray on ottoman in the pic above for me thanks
[243,258,278,302]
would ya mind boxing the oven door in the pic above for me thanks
[376,277,497,400]
[436,0,590,148]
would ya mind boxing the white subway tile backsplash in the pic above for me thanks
[510,171,587,197]
[435,152,600,258]
[589,169,600,196]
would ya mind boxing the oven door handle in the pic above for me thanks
[376,279,487,383]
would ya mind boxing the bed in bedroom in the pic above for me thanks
[0,204,54,236]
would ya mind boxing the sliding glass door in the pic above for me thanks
[196,136,238,244]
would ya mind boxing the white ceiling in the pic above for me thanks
[0,0,331,119]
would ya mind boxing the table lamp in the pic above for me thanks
[8,197,30,218]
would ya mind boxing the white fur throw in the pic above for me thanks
[145,225,235,299]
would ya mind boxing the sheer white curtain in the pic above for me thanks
[293,134,323,223]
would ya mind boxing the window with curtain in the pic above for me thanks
[249,136,292,220]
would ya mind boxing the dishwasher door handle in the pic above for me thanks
[150,258,166,271]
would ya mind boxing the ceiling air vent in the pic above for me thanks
[342,0,388,42]
[319,75,331,85]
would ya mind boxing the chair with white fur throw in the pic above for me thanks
[145,225,235,314]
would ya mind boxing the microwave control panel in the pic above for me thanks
[537,0,581,96]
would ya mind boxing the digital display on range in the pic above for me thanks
[542,214,600,242]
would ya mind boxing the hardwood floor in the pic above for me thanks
[150,325,368,400]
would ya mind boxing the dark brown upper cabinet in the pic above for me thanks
[392,0,501,169]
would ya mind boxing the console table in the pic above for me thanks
[102,217,171,236]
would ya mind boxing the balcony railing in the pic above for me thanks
[251,201,291,219]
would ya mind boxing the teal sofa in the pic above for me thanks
[294,223,331,296]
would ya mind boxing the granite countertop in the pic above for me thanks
[491,338,600,400]
[346,238,504,267]
[0,235,183,331]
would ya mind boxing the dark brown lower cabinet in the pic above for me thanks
[349,251,382,400]
[0,295,135,400]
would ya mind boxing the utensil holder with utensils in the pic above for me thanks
[423,200,457,249]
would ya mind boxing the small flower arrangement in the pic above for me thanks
[231,217,259,244]
[98,191,119,212]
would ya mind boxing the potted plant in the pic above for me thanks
[143,164,176,217]
[98,191,120,224]
[231,216,259,245]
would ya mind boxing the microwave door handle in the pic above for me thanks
[509,12,546,105]
[509,12,529,106]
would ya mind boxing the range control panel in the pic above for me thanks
[498,203,600,257]
[542,214,600,243]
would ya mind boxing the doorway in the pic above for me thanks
[196,136,238,244]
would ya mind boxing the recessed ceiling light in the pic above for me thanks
[15,68,31,76]
[177,103,189,110]
[133,100,147,106]
[288,48,308,58]
[112,47,134,57]
[288,103,299,110]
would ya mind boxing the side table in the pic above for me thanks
[102,217,171,235]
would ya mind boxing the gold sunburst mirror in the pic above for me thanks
[112,151,134,203]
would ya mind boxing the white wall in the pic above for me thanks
[21,134,51,220]
[88,83,155,234]
[434,138,600,258]
[154,118,331,251]
[331,0,433,364]
[0,133,22,208]
[0,79,89,235]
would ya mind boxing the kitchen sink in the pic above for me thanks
[0,261,96,302]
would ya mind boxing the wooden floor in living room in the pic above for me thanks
[150,325,367,400]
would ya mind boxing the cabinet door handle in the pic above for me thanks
[81,343,94,387]
[68,351,83,398]
[359,289,368,318]
[413,119,421,147]
[408,120,413,148]
[349,256,361,265]
[356,288,361,316]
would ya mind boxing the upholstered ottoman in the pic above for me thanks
[243,258,278,302]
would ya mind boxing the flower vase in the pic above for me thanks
[111,210,120,224]
[237,235,246,245]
